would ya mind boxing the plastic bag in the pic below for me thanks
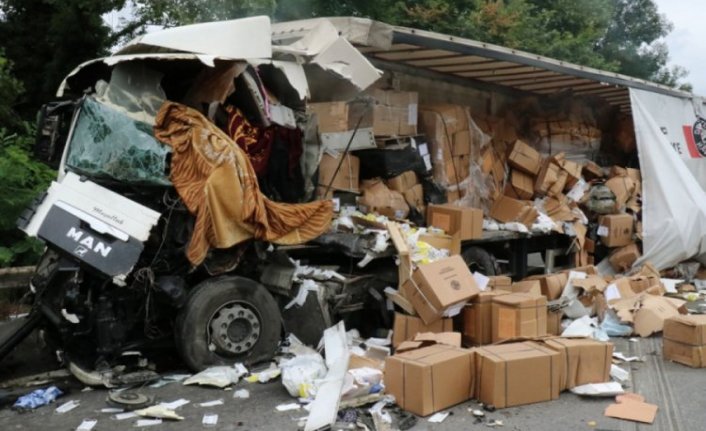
[600,310,633,337]
[280,353,327,399]
[12,386,63,411]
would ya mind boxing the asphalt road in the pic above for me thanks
[0,335,702,431]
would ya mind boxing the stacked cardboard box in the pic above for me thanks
[385,170,424,214]
[491,293,548,342]
[663,315,706,367]
[358,179,409,219]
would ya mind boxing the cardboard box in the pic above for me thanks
[542,338,613,389]
[489,195,539,228]
[370,89,419,136]
[475,341,562,408]
[418,232,461,255]
[546,310,563,336]
[487,276,512,290]
[526,273,568,300]
[452,130,472,156]
[403,184,424,210]
[582,161,604,180]
[386,170,418,193]
[506,170,535,200]
[547,171,568,197]
[309,101,372,134]
[508,140,541,175]
[491,293,547,342]
[462,291,508,346]
[385,344,474,416]
[609,243,641,272]
[663,339,706,368]
[401,255,480,324]
[444,155,470,184]
[446,188,460,203]
[510,280,542,296]
[392,313,453,348]
[534,159,560,195]
[427,204,483,240]
[663,314,706,366]
[358,179,409,219]
[605,176,636,208]
[317,153,360,193]
[598,214,634,247]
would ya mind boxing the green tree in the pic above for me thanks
[0,0,126,118]
[0,53,55,267]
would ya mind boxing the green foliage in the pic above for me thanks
[0,0,126,118]
[0,125,55,267]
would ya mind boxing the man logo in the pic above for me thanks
[74,246,89,257]
[450,280,461,290]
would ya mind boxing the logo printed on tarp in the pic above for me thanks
[685,117,706,157]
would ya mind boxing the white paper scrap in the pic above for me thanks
[159,398,190,410]
[199,399,224,407]
[100,408,123,413]
[276,403,301,412]
[202,413,219,426]
[115,412,138,420]
[428,411,450,423]
[610,364,630,382]
[614,352,642,362]
[135,419,162,427]
[570,382,625,397]
[233,389,250,399]
[76,419,97,431]
[56,400,80,414]
[473,272,490,291]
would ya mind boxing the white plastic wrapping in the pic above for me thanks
[629,88,706,269]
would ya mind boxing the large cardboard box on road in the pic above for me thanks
[475,342,562,408]
[401,255,480,324]
[491,293,547,342]
[598,214,634,247]
[427,204,483,240]
[542,338,613,389]
[462,291,508,346]
[385,344,475,416]
[393,313,454,348]
[663,315,706,367]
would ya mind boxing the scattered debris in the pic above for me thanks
[11,386,63,411]
[106,391,154,411]
[75,419,97,431]
[613,352,643,363]
[135,405,185,421]
[148,373,191,388]
[570,382,625,397]
[202,413,219,427]
[55,400,80,413]
[276,403,302,412]
[604,393,657,424]
[183,364,248,388]
[135,418,163,427]
[233,389,250,399]
[199,399,224,407]
[158,399,190,410]
[114,411,139,420]
[428,411,450,423]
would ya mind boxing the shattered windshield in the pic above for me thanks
[65,97,171,186]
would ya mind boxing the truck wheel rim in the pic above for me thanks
[208,302,261,355]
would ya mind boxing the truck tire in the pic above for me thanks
[175,276,281,371]
[462,246,498,276]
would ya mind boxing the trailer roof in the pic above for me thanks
[272,17,694,112]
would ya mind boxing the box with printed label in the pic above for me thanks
[491,293,547,342]
[598,214,634,247]
[385,170,418,193]
[475,341,562,408]
[401,255,480,324]
[385,344,475,416]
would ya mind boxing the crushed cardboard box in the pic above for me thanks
[541,338,613,389]
[392,313,453,348]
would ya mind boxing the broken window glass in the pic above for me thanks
[65,97,171,186]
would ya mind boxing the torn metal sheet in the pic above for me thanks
[304,321,350,431]
[271,17,393,51]
[250,59,310,101]
[117,16,272,59]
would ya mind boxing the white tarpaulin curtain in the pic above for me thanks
[630,88,706,269]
